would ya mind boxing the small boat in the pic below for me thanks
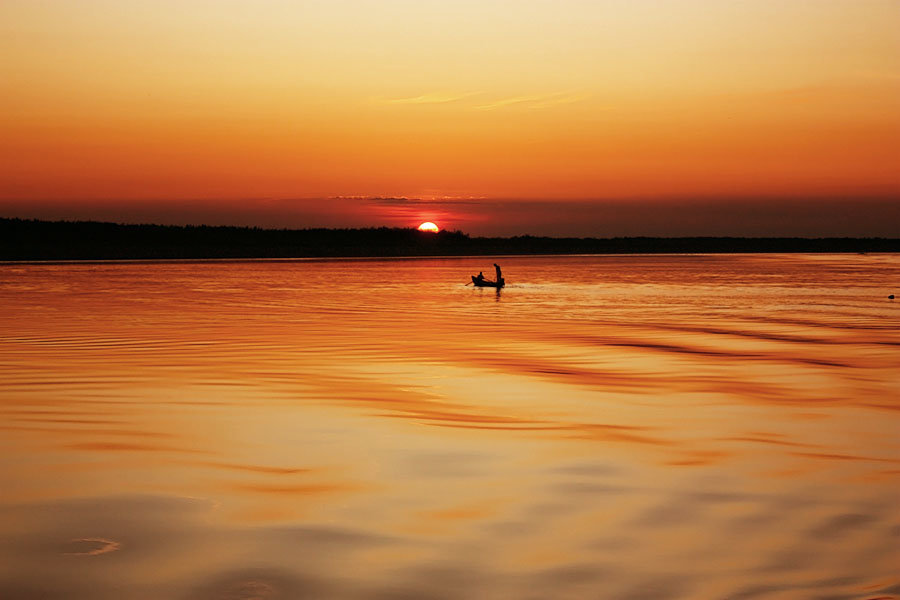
[472,275,504,288]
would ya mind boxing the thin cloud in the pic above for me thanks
[358,197,485,207]
[382,92,480,105]
[530,92,592,109]
[475,94,547,111]
[475,91,590,111]
[364,197,418,206]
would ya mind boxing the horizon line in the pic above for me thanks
[3,216,899,241]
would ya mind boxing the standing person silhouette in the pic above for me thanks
[493,263,504,287]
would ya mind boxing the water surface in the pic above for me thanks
[1,254,899,599]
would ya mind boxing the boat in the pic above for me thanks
[472,275,505,288]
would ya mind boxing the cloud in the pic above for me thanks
[363,197,418,206]
[360,197,483,207]
[529,92,592,109]
[475,91,590,111]
[381,92,480,105]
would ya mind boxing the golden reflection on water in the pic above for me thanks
[1,254,899,599]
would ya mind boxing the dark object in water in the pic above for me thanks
[472,275,504,288]
[890,294,895,299]
[471,263,505,288]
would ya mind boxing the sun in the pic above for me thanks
[417,222,439,233]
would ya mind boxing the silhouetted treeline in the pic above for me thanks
[2,218,899,260]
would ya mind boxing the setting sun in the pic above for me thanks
[417,222,439,233]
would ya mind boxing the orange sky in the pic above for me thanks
[1,1,898,234]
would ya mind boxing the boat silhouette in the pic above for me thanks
[471,275,504,288]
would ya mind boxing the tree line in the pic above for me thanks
[2,218,898,260]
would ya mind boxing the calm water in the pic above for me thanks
[1,254,899,599]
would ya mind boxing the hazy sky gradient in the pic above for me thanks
[2,1,898,234]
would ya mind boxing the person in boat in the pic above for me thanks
[493,263,504,287]
[475,271,485,283]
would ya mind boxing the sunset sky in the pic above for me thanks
[2,0,898,235]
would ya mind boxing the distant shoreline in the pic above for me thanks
[3,218,899,261]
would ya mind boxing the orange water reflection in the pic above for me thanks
[1,255,899,599]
